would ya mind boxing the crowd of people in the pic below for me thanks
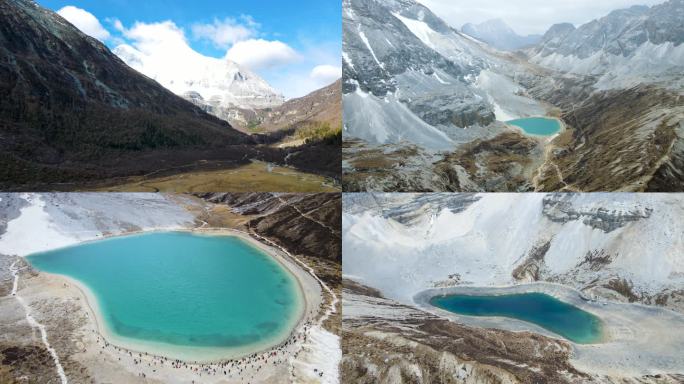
[86,313,322,382]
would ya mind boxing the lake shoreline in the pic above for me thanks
[428,291,604,344]
[412,281,684,377]
[24,228,319,363]
[506,116,564,138]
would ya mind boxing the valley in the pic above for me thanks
[0,0,341,192]
[341,0,684,192]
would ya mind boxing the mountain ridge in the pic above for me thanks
[461,19,541,51]
[342,0,684,192]
[0,0,342,189]
[113,43,285,112]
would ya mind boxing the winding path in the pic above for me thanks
[10,260,68,384]
[275,195,341,237]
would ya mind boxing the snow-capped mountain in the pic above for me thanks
[343,193,684,310]
[527,0,684,88]
[342,0,549,150]
[114,44,284,114]
[0,0,256,189]
[343,0,684,193]
[461,19,541,51]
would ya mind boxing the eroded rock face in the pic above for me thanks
[343,193,479,226]
[532,1,684,60]
[542,193,652,232]
[197,193,341,263]
[344,0,470,97]
[343,0,493,132]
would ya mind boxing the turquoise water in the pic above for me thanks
[27,232,303,351]
[430,292,603,343]
[507,117,561,136]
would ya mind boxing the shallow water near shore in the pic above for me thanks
[507,117,561,136]
[430,292,603,343]
[26,232,304,355]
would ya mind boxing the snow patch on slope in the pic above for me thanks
[291,327,340,384]
[343,89,454,150]
[475,70,547,121]
[0,194,196,257]
[0,194,77,256]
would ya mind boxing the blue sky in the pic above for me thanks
[39,0,342,98]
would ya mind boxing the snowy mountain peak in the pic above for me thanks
[461,19,541,51]
[463,19,513,36]
[113,44,284,111]
[529,0,684,83]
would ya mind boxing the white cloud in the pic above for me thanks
[74,9,336,100]
[122,20,192,53]
[113,21,208,93]
[111,18,125,32]
[191,17,257,48]
[416,0,666,35]
[310,65,342,84]
[226,39,300,70]
[263,39,341,98]
[57,5,110,41]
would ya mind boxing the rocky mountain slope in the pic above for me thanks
[527,0,684,88]
[197,193,341,273]
[462,19,541,51]
[0,0,256,188]
[0,0,339,189]
[342,0,504,150]
[342,0,684,192]
[226,80,342,134]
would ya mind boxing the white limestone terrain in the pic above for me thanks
[342,193,684,382]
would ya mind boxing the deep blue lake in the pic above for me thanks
[430,292,603,343]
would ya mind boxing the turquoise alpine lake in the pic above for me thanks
[26,232,304,358]
[430,292,603,344]
[507,117,561,136]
